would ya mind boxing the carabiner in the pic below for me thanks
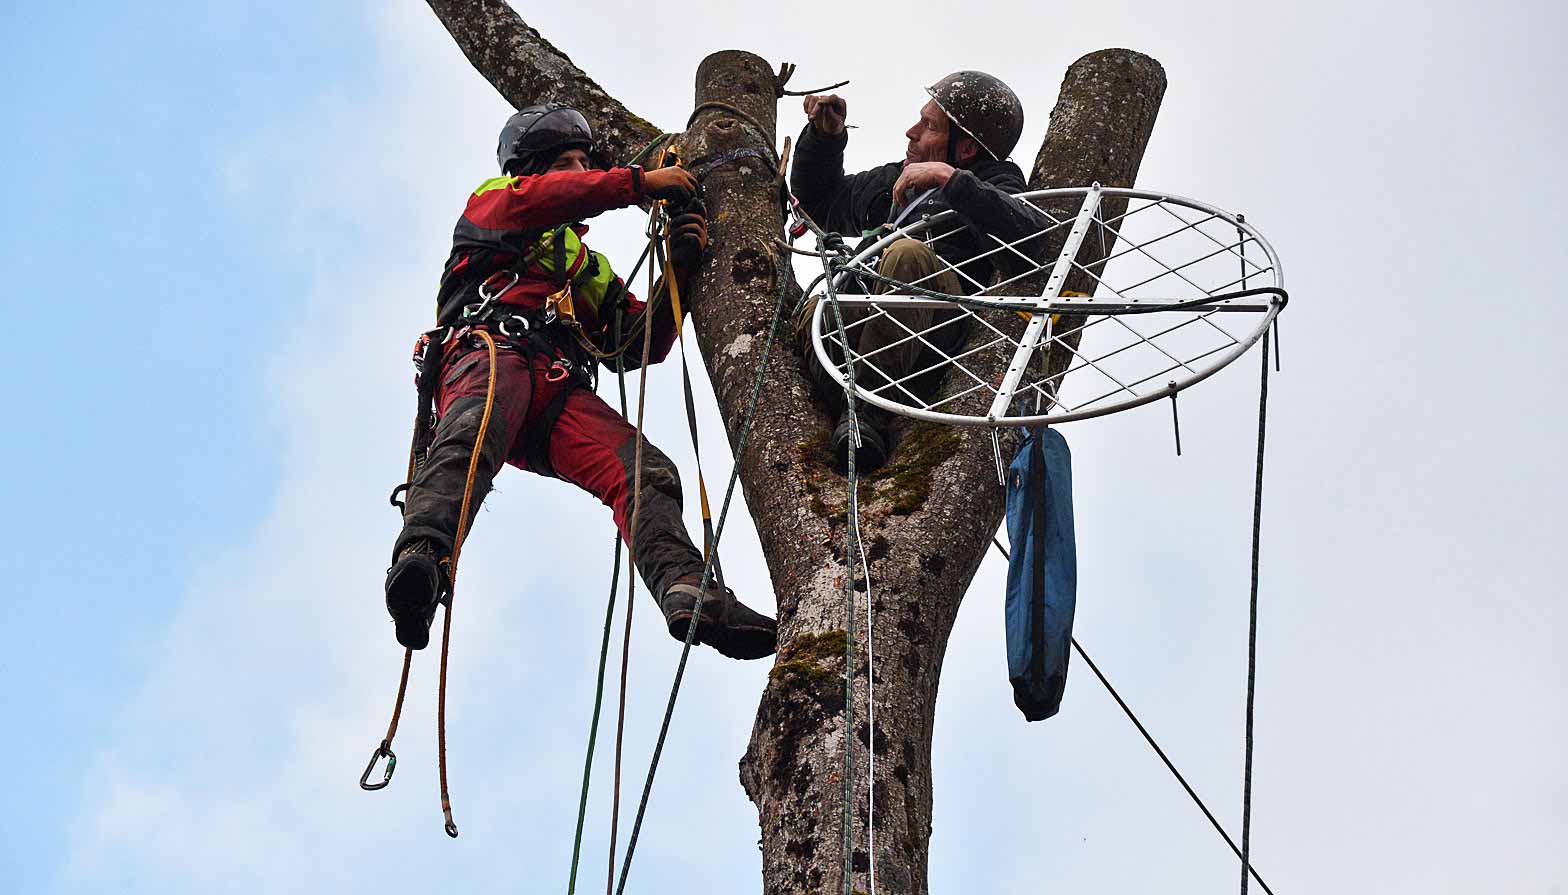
[359,740,397,791]
[477,269,520,302]
[546,361,571,383]
[497,315,530,339]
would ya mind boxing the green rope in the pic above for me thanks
[565,252,647,894]
[612,256,794,895]
[626,132,676,168]
[568,535,620,895]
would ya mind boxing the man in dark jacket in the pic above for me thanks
[386,105,776,660]
[792,71,1050,470]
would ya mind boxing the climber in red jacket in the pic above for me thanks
[385,104,776,660]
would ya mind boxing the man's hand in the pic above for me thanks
[669,198,708,270]
[803,94,847,136]
[643,165,699,203]
[892,161,956,208]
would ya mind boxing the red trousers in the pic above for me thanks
[395,334,704,600]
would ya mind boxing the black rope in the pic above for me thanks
[988,535,1278,895]
[612,267,794,895]
[837,259,1289,317]
[1240,327,1269,895]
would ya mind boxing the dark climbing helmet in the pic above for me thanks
[925,71,1025,162]
[496,104,595,175]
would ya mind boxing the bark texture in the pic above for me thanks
[1032,50,1169,389]
[425,0,662,164]
[422,6,1164,891]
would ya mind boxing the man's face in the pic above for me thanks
[547,148,591,173]
[904,100,951,166]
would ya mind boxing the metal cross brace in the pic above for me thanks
[987,183,1103,422]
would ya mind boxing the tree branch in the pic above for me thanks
[424,0,663,164]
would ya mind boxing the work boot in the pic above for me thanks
[385,539,448,650]
[830,414,888,475]
[659,576,777,660]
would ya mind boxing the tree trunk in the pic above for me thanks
[422,6,1164,891]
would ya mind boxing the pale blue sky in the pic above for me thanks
[3,1,1565,893]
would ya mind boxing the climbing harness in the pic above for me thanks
[360,184,666,841]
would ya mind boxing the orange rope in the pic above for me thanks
[436,328,499,838]
[363,329,498,838]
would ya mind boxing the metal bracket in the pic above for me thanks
[987,183,1103,422]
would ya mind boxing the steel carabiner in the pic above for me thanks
[359,740,397,791]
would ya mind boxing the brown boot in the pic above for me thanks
[384,539,448,650]
[659,576,777,660]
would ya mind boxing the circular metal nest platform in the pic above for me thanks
[808,185,1286,427]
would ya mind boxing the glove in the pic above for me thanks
[642,165,699,204]
[669,198,708,270]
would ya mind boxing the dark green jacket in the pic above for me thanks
[790,125,1052,292]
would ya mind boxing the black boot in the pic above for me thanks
[385,539,448,650]
[831,414,888,475]
[659,576,777,660]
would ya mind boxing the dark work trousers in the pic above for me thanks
[394,334,704,601]
[795,237,967,412]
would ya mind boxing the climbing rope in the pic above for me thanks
[815,235,867,895]
[1240,327,1269,895]
[360,328,501,839]
[986,537,1277,894]
[611,248,794,895]
[832,258,1289,318]
[685,103,780,166]
[606,207,666,894]
[779,196,890,895]
[567,268,649,893]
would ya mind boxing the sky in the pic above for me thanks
[2,0,1564,892]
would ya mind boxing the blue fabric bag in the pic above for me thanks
[1004,427,1077,721]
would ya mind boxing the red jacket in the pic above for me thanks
[434,167,678,367]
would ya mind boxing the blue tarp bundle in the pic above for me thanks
[1004,427,1077,721]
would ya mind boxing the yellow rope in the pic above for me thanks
[434,328,500,838]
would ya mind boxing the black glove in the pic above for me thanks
[643,164,699,204]
[669,199,708,269]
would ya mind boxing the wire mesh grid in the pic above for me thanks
[809,187,1285,426]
